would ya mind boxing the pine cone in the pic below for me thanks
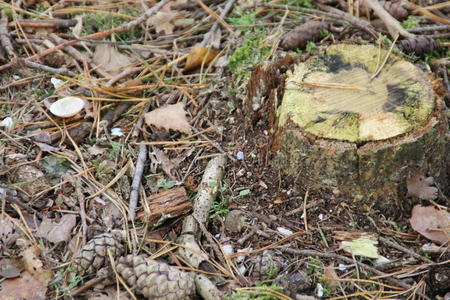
[397,36,438,56]
[281,21,330,50]
[72,232,124,275]
[116,255,195,300]
[343,0,410,20]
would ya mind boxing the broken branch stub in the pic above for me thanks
[248,44,448,217]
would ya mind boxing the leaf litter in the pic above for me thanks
[0,0,448,299]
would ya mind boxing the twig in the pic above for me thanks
[200,0,236,47]
[75,179,87,246]
[128,144,147,221]
[363,0,414,38]
[18,58,75,76]
[196,0,235,36]
[177,155,227,267]
[10,19,77,29]
[0,10,15,59]
[407,25,450,33]
[379,236,435,264]
[69,272,109,296]
[0,0,170,72]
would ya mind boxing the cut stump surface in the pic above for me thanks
[268,44,448,216]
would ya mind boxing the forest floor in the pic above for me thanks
[0,0,449,299]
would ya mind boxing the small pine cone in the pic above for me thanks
[281,21,330,50]
[116,255,195,300]
[397,36,438,56]
[381,1,409,20]
[72,232,124,275]
[345,0,410,20]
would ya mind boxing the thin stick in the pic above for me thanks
[303,189,309,231]
[196,0,236,36]
[18,58,75,76]
[128,144,147,221]
[364,0,414,38]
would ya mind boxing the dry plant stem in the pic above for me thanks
[177,155,227,268]
[200,0,236,46]
[128,144,147,221]
[281,248,431,300]
[0,0,170,72]
[0,11,15,58]
[379,237,435,264]
[18,58,75,76]
[363,0,414,38]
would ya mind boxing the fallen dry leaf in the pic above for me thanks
[21,246,53,284]
[407,171,438,200]
[92,44,134,76]
[323,262,340,289]
[184,46,220,72]
[0,216,20,248]
[36,214,76,243]
[0,258,24,279]
[0,271,47,300]
[410,205,450,245]
[147,11,177,35]
[145,102,192,134]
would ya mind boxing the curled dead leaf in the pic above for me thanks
[36,214,77,244]
[323,262,340,289]
[144,102,192,134]
[184,46,220,72]
[410,205,450,245]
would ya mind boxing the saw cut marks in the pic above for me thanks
[279,44,434,142]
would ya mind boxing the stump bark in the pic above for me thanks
[249,44,448,217]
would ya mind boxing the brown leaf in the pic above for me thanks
[183,46,220,72]
[0,216,20,248]
[0,271,47,300]
[92,44,134,76]
[36,214,76,243]
[0,258,24,279]
[145,102,192,134]
[410,205,450,245]
[407,171,438,200]
[21,246,52,284]
[147,11,177,35]
[323,262,339,289]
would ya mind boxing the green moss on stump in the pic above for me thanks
[271,44,448,216]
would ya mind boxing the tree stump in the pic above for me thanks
[249,44,448,217]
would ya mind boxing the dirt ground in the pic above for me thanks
[0,0,449,299]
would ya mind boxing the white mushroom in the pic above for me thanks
[49,97,85,118]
